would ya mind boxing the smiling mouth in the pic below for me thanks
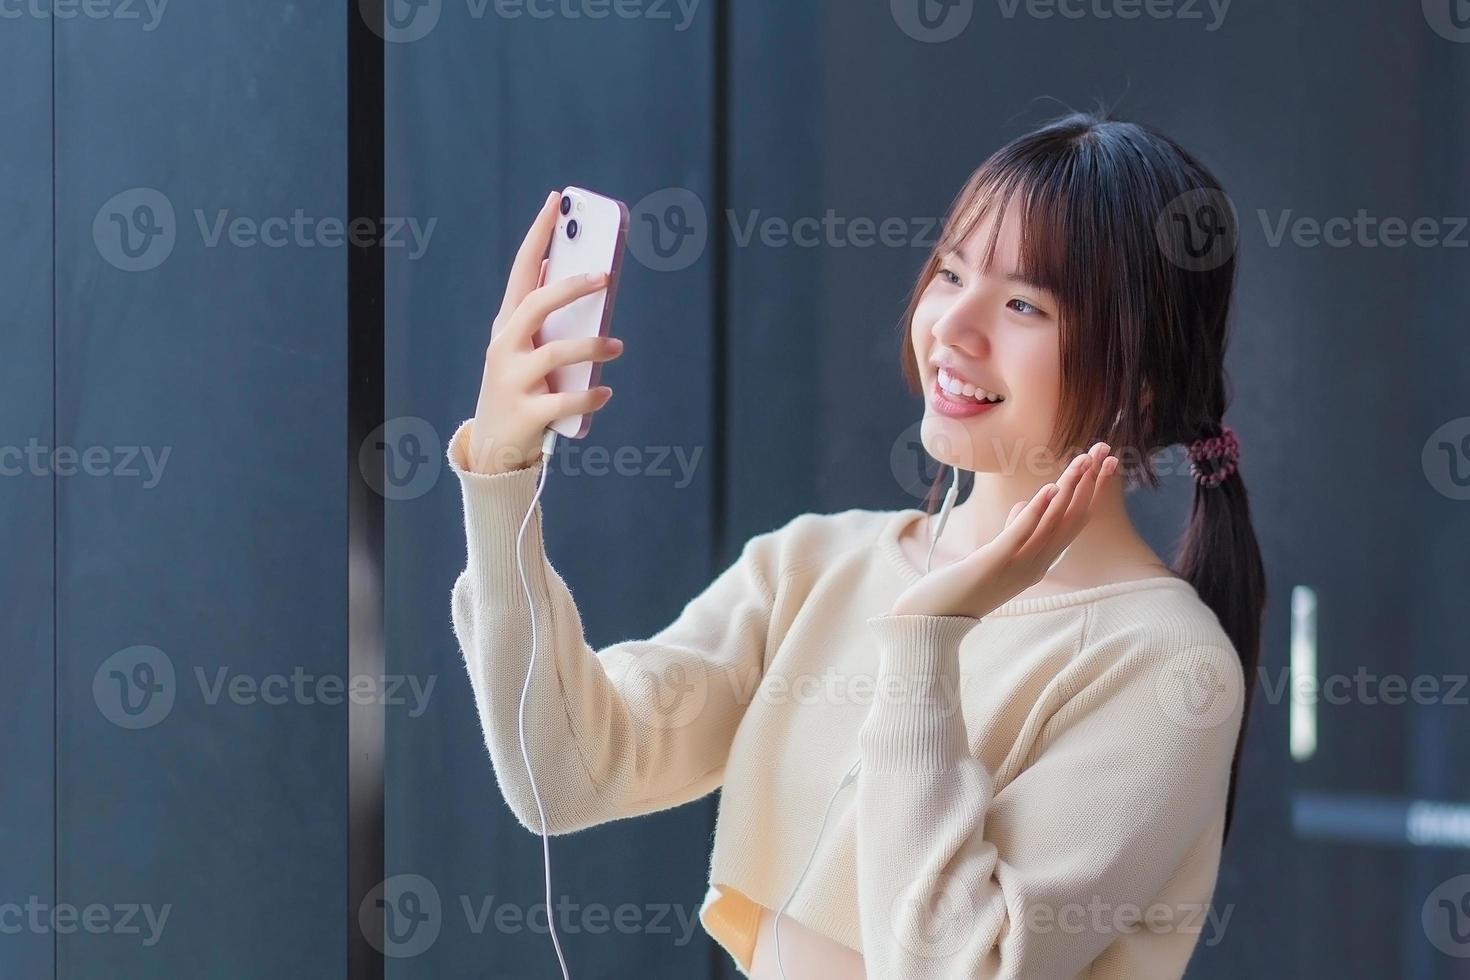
[934,367,1005,405]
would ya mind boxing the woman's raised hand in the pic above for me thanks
[465,190,625,475]
[890,442,1120,619]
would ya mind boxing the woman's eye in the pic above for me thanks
[937,267,961,286]
[1007,298,1042,316]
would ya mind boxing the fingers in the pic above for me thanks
[500,191,562,320]
[989,481,1059,555]
[507,271,611,344]
[525,334,624,382]
[1056,443,1109,528]
[1010,442,1118,566]
[1016,449,1094,560]
[533,385,613,425]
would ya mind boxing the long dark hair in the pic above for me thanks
[897,110,1266,844]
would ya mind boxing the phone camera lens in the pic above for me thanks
[566,219,579,239]
[559,195,572,216]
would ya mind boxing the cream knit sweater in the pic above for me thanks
[446,418,1246,979]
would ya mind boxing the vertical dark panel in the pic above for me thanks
[54,6,347,978]
[0,12,55,980]
[383,3,720,977]
[348,0,386,976]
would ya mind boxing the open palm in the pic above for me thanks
[890,442,1119,619]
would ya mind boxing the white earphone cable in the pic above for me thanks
[924,465,963,575]
[515,427,570,980]
[774,756,862,980]
[518,453,973,979]
[775,463,962,978]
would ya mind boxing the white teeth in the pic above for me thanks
[938,368,1003,403]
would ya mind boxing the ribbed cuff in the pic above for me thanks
[445,418,551,607]
[858,613,981,773]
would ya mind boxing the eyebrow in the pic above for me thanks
[943,245,1050,294]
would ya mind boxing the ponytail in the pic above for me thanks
[1173,432,1267,845]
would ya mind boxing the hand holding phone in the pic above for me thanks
[467,188,628,476]
[537,186,629,438]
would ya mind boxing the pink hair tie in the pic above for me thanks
[1185,424,1240,488]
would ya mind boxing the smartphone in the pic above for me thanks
[536,186,629,439]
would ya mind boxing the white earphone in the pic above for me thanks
[516,450,1010,979]
[773,461,964,978]
[515,427,573,980]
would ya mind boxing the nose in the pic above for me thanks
[929,290,991,358]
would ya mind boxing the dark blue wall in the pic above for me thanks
[15,5,349,978]
[1,13,56,980]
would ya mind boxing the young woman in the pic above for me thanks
[448,111,1266,979]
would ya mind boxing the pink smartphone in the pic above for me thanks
[536,185,629,439]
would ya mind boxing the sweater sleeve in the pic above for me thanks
[445,419,780,837]
[852,612,1244,979]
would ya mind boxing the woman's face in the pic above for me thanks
[910,204,1064,478]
